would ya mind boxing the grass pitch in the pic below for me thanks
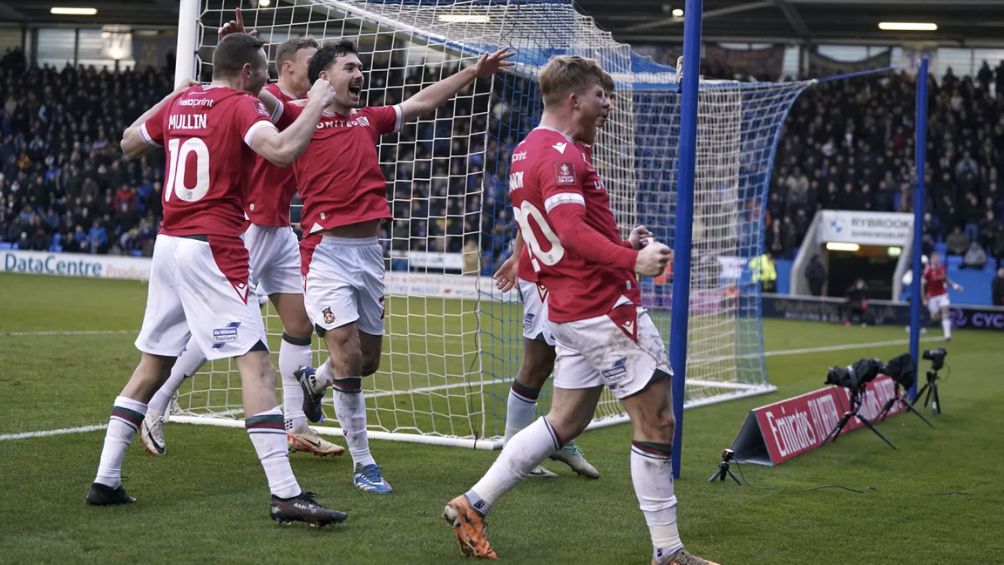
[0,272,1002,564]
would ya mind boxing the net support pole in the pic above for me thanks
[669,0,703,479]
[174,0,199,87]
[909,57,929,400]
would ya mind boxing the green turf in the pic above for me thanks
[1,272,1002,564]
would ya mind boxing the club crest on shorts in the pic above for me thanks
[322,307,335,324]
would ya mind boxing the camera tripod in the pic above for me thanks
[708,449,741,484]
[913,369,942,415]
[823,386,896,449]
[876,383,935,427]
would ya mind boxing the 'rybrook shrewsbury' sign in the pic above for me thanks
[817,210,913,246]
[730,375,905,465]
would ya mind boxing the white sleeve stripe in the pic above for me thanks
[244,120,278,147]
[544,192,585,212]
[392,104,403,133]
[139,123,161,147]
[270,99,284,124]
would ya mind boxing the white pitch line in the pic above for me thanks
[0,335,945,442]
[0,424,107,441]
[1,329,133,337]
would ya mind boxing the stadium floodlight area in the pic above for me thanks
[169,0,805,449]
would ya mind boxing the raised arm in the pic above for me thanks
[120,81,194,159]
[250,79,334,167]
[399,48,514,123]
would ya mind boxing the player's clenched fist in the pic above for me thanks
[634,242,671,277]
[308,78,336,107]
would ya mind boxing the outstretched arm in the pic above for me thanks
[399,48,514,123]
[120,80,196,159]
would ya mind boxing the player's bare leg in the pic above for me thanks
[311,323,390,493]
[445,386,600,558]
[939,305,952,341]
[88,353,174,504]
[272,292,344,457]
[619,374,717,565]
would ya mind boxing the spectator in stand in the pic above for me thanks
[946,226,969,256]
[962,240,988,270]
[993,267,1004,307]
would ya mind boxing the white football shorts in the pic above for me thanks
[518,278,555,347]
[551,298,672,400]
[244,224,302,296]
[135,234,267,361]
[304,235,385,336]
[927,293,950,315]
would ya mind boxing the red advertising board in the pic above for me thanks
[731,375,905,465]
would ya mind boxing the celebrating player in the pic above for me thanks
[489,77,619,479]
[263,40,513,495]
[443,56,717,565]
[139,35,344,459]
[922,251,963,341]
[86,32,346,527]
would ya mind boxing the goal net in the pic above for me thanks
[170,0,806,447]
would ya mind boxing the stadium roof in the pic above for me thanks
[4,0,1004,47]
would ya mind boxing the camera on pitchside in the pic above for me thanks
[922,348,947,371]
[825,357,884,391]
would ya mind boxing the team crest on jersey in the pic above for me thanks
[322,307,335,324]
[555,162,576,185]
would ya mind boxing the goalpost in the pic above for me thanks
[168,0,804,451]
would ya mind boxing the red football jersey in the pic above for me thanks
[516,142,595,284]
[923,264,948,297]
[279,102,401,233]
[509,128,639,323]
[141,84,276,238]
[244,83,298,227]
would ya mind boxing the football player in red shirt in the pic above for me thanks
[86,32,346,527]
[922,251,963,341]
[265,41,514,494]
[139,35,344,459]
[488,77,621,480]
[443,56,717,565]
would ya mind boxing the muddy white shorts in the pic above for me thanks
[926,293,950,315]
[303,235,385,336]
[551,299,671,399]
[135,234,267,361]
[244,224,302,296]
[518,278,555,347]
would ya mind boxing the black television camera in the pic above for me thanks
[922,348,947,371]
[825,358,884,391]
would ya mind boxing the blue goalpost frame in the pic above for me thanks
[669,0,703,479]
[909,57,929,399]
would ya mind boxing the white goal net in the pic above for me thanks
[170,0,804,447]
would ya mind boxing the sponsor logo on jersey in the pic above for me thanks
[322,307,335,324]
[212,322,241,348]
[512,151,527,162]
[552,141,567,154]
[555,162,576,185]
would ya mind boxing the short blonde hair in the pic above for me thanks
[539,56,609,107]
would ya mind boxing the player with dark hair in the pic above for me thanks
[140,33,344,459]
[86,31,346,527]
[442,55,717,565]
[262,40,513,494]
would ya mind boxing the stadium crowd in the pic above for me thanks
[3,44,1003,277]
[767,64,1004,265]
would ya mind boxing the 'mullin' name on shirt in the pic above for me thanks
[169,114,208,130]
